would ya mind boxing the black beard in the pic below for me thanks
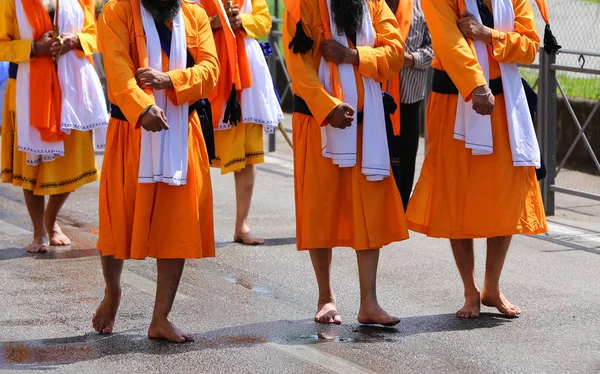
[141,0,180,23]
[385,0,399,13]
[331,0,364,39]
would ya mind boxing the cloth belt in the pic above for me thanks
[8,62,18,79]
[293,95,364,124]
[432,68,504,96]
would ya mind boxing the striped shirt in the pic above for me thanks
[400,0,434,104]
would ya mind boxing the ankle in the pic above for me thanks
[481,285,500,295]
[464,287,481,299]
[104,285,122,297]
[317,295,336,306]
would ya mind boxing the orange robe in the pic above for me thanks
[405,0,547,238]
[96,0,220,259]
[283,0,409,250]
[0,0,99,195]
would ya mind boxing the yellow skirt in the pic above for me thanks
[0,79,99,195]
[292,114,409,250]
[406,92,547,239]
[97,114,216,260]
[211,122,264,174]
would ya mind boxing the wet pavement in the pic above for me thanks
[1,124,600,373]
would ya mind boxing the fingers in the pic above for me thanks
[159,110,169,130]
[342,103,355,116]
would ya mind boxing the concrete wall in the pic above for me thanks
[556,97,600,175]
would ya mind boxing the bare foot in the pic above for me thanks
[27,236,49,254]
[47,222,70,246]
[481,289,521,317]
[92,287,122,334]
[357,302,400,326]
[456,291,481,319]
[148,319,194,343]
[233,231,265,245]
[315,301,342,324]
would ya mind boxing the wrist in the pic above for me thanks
[140,105,153,118]
[483,27,493,44]
[473,85,491,96]
[346,49,359,65]
[31,41,36,57]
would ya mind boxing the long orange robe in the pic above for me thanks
[0,0,99,195]
[283,0,409,250]
[96,0,220,259]
[405,0,547,238]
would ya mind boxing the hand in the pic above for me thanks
[328,103,355,129]
[136,67,173,90]
[225,4,242,30]
[403,52,414,68]
[57,33,81,55]
[471,85,495,115]
[320,40,359,65]
[33,31,60,57]
[224,2,238,16]
[50,33,80,56]
[210,15,222,30]
[140,105,169,132]
[457,12,492,43]
[228,14,242,31]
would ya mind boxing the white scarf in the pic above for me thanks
[138,6,189,185]
[455,0,541,168]
[318,0,389,181]
[15,0,108,166]
[215,0,283,134]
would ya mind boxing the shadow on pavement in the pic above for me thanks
[216,236,297,248]
[0,315,511,369]
[0,247,99,262]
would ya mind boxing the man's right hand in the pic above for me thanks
[33,31,60,57]
[140,105,169,132]
[328,103,355,129]
[471,85,495,116]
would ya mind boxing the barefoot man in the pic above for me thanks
[406,0,556,318]
[0,0,108,253]
[283,0,409,325]
[93,0,219,342]
[201,0,283,245]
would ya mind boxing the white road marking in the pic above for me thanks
[545,221,600,247]
[267,343,377,374]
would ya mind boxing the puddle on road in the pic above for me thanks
[1,343,95,365]
[219,275,272,295]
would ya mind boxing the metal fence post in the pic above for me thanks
[539,48,557,216]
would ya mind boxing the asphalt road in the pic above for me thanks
[1,132,600,373]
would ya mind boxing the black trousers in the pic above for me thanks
[387,101,421,212]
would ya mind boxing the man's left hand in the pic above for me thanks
[136,67,173,90]
[50,33,80,56]
[321,40,359,65]
[225,4,242,30]
[457,12,492,43]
